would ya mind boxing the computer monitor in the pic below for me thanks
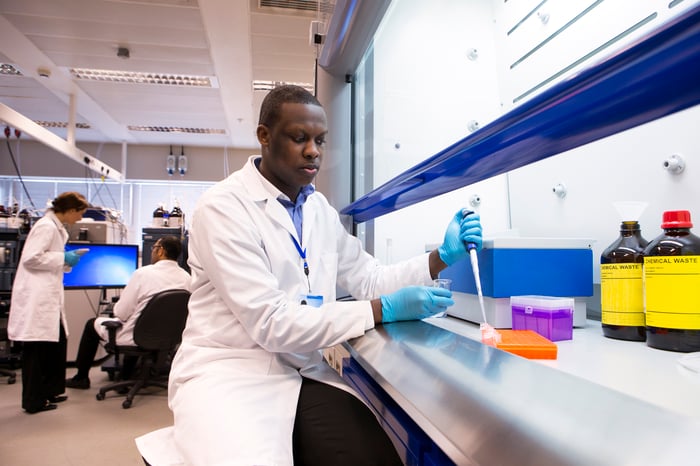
[63,243,139,289]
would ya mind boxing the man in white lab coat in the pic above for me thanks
[168,85,482,465]
[66,235,191,389]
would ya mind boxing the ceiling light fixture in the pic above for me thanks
[128,125,226,134]
[252,80,314,93]
[35,120,91,129]
[70,68,219,88]
[0,63,23,76]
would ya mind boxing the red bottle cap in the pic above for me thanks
[661,210,693,229]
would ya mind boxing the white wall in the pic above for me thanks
[508,105,700,283]
[498,0,700,285]
[366,0,508,264]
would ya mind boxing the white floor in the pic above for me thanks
[0,364,173,466]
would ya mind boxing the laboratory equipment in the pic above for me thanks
[433,278,452,290]
[442,237,593,328]
[644,210,700,352]
[169,205,184,227]
[601,202,649,341]
[432,278,451,318]
[152,205,168,227]
[511,295,574,342]
[492,330,558,359]
[63,243,139,289]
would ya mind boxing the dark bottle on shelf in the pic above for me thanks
[169,205,183,228]
[152,205,166,227]
[600,220,648,341]
[644,210,700,352]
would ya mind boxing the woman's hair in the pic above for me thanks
[51,192,89,214]
[157,235,183,260]
[258,85,322,129]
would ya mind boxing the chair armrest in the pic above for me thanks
[101,320,123,347]
[101,320,123,330]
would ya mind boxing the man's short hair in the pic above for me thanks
[258,85,322,129]
[157,236,182,260]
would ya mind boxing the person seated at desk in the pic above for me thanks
[66,236,191,389]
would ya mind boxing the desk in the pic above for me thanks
[343,318,700,465]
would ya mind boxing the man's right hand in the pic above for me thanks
[380,286,454,323]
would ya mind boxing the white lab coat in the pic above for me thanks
[95,259,192,346]
[169,156,433,466]
[8,211,69,342]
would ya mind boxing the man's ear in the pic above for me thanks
[256,124,269,146]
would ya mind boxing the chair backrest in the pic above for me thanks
[132,288,190,351]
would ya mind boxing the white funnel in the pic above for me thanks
[613,201,648,222]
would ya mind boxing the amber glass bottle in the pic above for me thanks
[600,221,648,341]
[644,210,700,352]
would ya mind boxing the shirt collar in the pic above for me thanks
[252,156,316,204]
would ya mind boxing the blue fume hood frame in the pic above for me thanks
[341,5,700,224]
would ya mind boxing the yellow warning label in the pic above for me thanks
[644,255,700,329]
[600,264,644,326]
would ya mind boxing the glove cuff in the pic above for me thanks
[379,295,391,323]
[437,245,453,267]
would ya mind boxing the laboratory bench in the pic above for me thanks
[342,316,700,466]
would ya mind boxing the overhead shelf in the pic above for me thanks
[0,103,124,182]
[341,5,700,224]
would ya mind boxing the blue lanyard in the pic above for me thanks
[290,234,311,292]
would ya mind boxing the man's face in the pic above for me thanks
[257,102,328,202]
[151,241,163,263]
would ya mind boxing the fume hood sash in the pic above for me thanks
[340,5,700,223]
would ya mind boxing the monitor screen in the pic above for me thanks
[63,243,139,289]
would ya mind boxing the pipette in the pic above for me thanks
[468,244,487,324]
[462,209,500,344]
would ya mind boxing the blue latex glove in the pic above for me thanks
[380,286,455,323]
[437,209,483,266]
[64,251,81,267]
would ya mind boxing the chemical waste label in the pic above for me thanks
[644,255,700,329]
[600,264,644,326]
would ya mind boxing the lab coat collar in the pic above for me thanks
[245,156,317,202]
[241,156,314,239]
[46,210,69,243]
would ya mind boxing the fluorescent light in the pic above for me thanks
[252,80,314,93]
[0,63,23,76]
[127,125,226,134]
[35,120,91,129]
[70,68,219,88]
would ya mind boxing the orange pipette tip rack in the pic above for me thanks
[489,329,558,359]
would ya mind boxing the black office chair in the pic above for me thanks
[96,288,190,408]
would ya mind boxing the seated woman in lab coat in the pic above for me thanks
[168,85,482,465]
